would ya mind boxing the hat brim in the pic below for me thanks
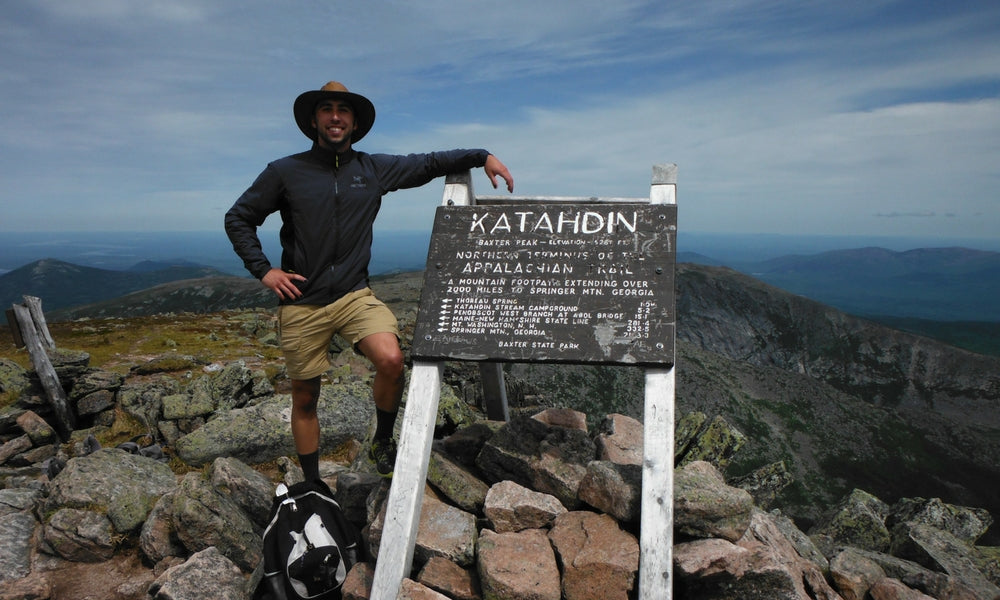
[293,89,376,143]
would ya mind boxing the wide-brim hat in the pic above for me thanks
[293,81,376,143]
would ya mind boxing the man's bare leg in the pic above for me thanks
[357,332,405,414]
[291,376,321,480]
[357,332,404,476]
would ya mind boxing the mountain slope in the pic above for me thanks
[19,264,1000,543]
[0,259,229,312]
[508,263,1000,540]
[672,263,1000,534]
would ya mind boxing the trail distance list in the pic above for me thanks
[411,203,676,366]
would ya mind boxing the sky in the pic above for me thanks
[1,0,999,244]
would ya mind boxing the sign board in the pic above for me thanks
[411,203,676,366]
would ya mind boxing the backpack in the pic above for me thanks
[261,479,362,600]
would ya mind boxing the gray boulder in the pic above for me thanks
[174,381,373,467]
[888,497,993,545]
[0,359,29,397]
[889,522,1000,600]
[426,449,489,514]
[170,472,261,572]
[0,511,36,582]
[674,510,840,600]
[577,460,641,523]
[0,488,39,517]
[68,369,124,403]
[42,508,115,562]
[811,488,892,553]
[476,416,595,509]
[118,376,180,430]
[674,460,754,542]
[148,546,251,600]
[208,456,274,531]
[188,360,271,414]
[45,448,176,533]
[140,492,186,565]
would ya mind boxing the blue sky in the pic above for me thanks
[2,0,998,243]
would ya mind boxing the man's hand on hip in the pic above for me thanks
[261,268,307,300]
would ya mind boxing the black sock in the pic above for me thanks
[298,451,320,481]
[374,408,398,441]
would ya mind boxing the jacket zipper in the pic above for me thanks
[333,153,340,262]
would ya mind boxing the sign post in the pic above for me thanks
[370,165,677,600]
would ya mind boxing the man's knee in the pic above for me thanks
[291,377,321,413]
[372,346,404,379]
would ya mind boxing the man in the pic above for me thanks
[225,81,514,479]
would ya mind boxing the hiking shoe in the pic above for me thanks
[369,437,397,478]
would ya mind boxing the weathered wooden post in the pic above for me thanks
[639,163,677,598]
[371,165,677,599]
[11,297,75,440]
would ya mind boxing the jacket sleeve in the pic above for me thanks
[224,164,284,280]
[373,149,490,193]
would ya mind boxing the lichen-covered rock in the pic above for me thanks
[170,472,261,572]
[476,416,595,509]
[208,456,274,531]
[426,450,489,514]
[811,488,891,553]
[148,547,249,600]
[0,511,36,581]
[0,359,29,397]
[577,460,641,523]
[118,376,180,429]
[677,414,746,471]
[730,460,793,509]
[889,522,1000,600]
[888,497,993,545]
[45,448,176,533]
[140,492,185,565]
[174,382,372,467]
[674,461,754,542]
[43,508,115,563]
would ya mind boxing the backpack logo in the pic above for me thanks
[286,514,347,597]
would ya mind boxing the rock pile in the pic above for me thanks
[1,349,999,599]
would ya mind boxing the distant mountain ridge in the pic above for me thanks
[720,246,1000,321]
[0,258,229,312]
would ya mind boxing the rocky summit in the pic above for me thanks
[0,266,998,599]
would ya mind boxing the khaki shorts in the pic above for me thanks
[278,287,399,380]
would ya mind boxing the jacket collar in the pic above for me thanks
[308,143,356,166]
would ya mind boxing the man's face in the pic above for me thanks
[312,99,357,151]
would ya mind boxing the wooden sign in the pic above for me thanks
[411,203,676,366]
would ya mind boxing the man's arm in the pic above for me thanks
[484,154,514,193]
[224,164,306,300]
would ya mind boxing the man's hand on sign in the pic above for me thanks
[485,154,514,193]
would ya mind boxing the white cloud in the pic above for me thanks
[0,0,997,243]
